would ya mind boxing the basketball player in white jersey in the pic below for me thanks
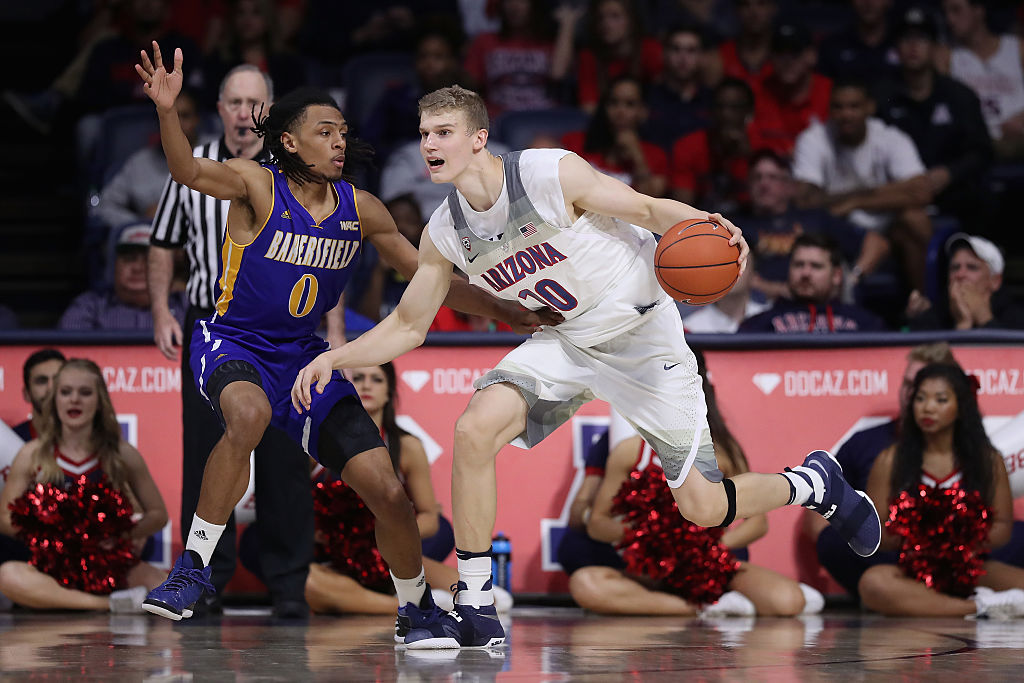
[292,86,881,649]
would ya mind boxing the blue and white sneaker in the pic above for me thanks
[790,450,881,557]
[142,551,216,621]
[405,581,506,650]
[395,583,444,643]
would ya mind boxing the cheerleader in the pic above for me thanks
[569,352,822,617]
[0,359,168,612]
[861,363,1024,618]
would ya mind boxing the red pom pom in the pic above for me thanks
[9,476,137,594]
[612,465,739,605]
[312,479,390,590]
[886,484,991,597]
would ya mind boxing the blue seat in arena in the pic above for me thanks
[491,108,590,151]
[340,52,415,134]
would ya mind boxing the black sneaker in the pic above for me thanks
[405,582,505,650]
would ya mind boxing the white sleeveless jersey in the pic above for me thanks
[951,35,1024,138]
[427,148,670,347]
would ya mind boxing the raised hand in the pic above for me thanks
[135,41,183,111]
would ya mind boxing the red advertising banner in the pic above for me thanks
[2,342,1023,595]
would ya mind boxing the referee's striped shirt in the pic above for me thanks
[149,138,268,310]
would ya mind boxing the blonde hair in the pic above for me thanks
[907,342,958,367]
[418,85,489,133]
[33,359,128,492]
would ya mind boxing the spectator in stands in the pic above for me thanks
[906,233,1024,330]
[363,22,469,161]
[91,89,201,234]
[463,0,577,117]
[76,0,204,115]
[300,1,456,65]
[708,0,778,93]
[754,20,832,154]
[643,24,713,151]
[202,0,305,108]
[738,149,872,303]
[682,250,768,333]
[562,75,669,196]
[11,349,66,443]
[818,0,901,83]
[354,195,426,322]
[941,0,1024,160]
[670,78,762,212]
[738,233,886,332]
[646,0,737,44]
[577,0,663,112]
[59,224,187,332]
[860,364,1024,618]
[792,79,932,291]
[875,6,993,224]
[806,343,962,597]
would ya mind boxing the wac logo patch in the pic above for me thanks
[462,237,472,251]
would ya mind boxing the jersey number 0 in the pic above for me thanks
[289,274,319,317]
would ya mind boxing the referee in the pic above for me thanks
[149,65,325,619]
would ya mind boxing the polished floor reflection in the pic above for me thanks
[1,607,1023,680]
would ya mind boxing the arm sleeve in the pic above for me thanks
[149,176,189,248]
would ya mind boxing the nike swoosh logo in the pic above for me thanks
[467,253,480,263]
[663,363,680,371]
[809,461,829,480]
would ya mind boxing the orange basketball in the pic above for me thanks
[654,219,741,305]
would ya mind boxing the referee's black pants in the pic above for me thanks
[181,306,313,605]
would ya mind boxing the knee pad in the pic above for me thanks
[316,396,386,472]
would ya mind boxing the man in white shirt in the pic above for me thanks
[792,79,933,291]
[681,251,768,333]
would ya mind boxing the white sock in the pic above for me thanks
[391,568,426,606]
[185,514,225,567]
[798,583,825,615]
[456,555,494,607]
[781,467,824,506]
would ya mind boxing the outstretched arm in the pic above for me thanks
[135,42,251,200]
[558,152,749,272]
[359,190,563,332]
[291,230,453,412]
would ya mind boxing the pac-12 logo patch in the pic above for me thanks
[462,237,472,251]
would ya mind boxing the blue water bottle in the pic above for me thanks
[492,532,512,591]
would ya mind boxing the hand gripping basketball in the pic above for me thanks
[654,217,745,305]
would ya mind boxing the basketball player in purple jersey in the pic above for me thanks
[133,44,557,634]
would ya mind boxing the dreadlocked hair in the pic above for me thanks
[250,87,374,186]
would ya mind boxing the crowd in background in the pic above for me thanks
[2,0,1024,334]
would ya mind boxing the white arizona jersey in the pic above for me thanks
[427,148,670,347]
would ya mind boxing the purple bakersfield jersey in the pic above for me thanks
[213,164,362,338]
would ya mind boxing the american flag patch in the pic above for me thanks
[519,222,537,238]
